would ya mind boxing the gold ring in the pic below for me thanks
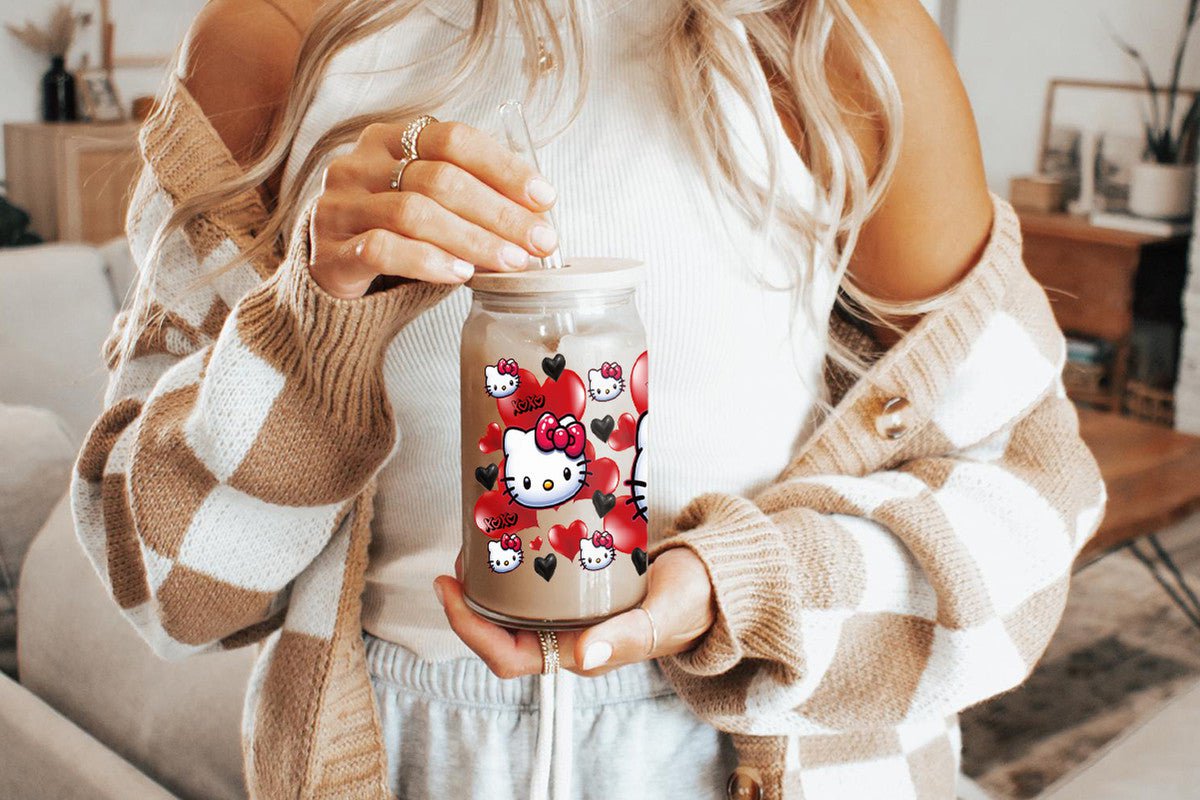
[637,605,659,655]
[400,114,437,161]
[537,630,560,675]
[388,157,412,191]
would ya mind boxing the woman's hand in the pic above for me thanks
[434,547,716,678]
[309,120,560,299]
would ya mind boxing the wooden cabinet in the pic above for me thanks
[1019,211,1190,412]
[4,121,141,244]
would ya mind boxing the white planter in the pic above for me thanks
[1128,161,1196,220]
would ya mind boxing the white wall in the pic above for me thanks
[955,0,1200,193]
[1,0,202,183]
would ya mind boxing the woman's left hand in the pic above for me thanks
[434,547,716,677]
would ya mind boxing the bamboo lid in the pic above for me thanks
[466,257,644,294]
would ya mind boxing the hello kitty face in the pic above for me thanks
[629,412,648,521]
[485,359,520,398]
[487,535,523,573]
[578,531,615,571]
[588,362,624,402]
[502,412,589,509]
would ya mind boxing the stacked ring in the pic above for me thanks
[400,114,437,161]
[388,157,412,192]
[537,630,560,674]
[636,605,659,655]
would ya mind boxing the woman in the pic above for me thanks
[71,0,1105,798]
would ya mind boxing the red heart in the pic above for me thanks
[478,422,502,454]
[530,536,543,551]
[607,413,638,452]
[603,496,648,554]
[630,350,648,416]
[578,456,619,499]
[497,369,586,429]
[548,520,588,559]
[473,490,538,538]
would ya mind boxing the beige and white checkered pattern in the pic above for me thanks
[71,76,1105,800]
[654,198,1107,798]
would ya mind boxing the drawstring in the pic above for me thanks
[529,670,575,800]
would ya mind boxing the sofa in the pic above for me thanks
[0,240,253,800]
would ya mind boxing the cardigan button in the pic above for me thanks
[726,768,763,800]
[875,396,913,439]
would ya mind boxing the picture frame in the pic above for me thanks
[76,67,125,122]
[1037,78,1199,212]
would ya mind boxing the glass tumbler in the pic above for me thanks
[460,258,649,629]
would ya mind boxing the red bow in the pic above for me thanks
[591,531,613,549]
[496,359,519,376]
[600,362,622,380]
[500,533,521,551]
[534,412,586,458]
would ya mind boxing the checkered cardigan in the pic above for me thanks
[71,76,1105,800]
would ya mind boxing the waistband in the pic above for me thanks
[362,631,675,709]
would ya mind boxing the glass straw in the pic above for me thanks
[499,99,564,271]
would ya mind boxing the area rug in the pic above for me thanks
[960,515,1200,798]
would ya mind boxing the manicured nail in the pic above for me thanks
[433,581,445,607]
[529,224,557,254]
[451,259,475,281]
[581,641,612,671]
[500,243,530,269]
[527,176,557,205]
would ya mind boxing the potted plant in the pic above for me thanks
[1115,0,1200,219]
[5,4,91,122]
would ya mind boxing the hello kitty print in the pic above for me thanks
[485,359,520,398]
[487,534,523,573]
[588,362,624,402]
[578,531,616,571]
[472,351,649,582]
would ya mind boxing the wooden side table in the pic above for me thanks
[1077,408,1200,628]
[4,121,141,244]
[1018,211,1190,412]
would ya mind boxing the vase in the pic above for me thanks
[1128,161,1195,220]
[41,56,77,122]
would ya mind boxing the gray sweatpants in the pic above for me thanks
[363,631,737,800]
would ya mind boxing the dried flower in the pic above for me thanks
[5,3,87,59]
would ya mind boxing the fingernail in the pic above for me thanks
[433,581,445,607]
[527,176,557,205]
[581,641,612,671]
[500,243,530,270]
[451,259,475,281]
[529,224,557,254]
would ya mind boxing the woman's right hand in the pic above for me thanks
[308,119,559,299]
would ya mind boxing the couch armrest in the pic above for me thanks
[0,671,178,799]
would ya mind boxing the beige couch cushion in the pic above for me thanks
[0,671,177,799]
[0,243,116,445]
[0,404,75,677]
[18,494,254,800]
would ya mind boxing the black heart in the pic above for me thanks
[541,354,566,381]
[474,464,498,491]
[590,415,615,443]
[534,554,557,582]
[592,490,616,519]
[632,548,648,576]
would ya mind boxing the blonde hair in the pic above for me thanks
[127,0,915,386]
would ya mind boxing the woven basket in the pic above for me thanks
[1063,361,1106,397]
[1123,381,1175,427]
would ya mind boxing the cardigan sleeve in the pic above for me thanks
[652,220,1106,735]
[70,156,450,660]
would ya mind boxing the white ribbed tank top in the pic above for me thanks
[281,0,836,660]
